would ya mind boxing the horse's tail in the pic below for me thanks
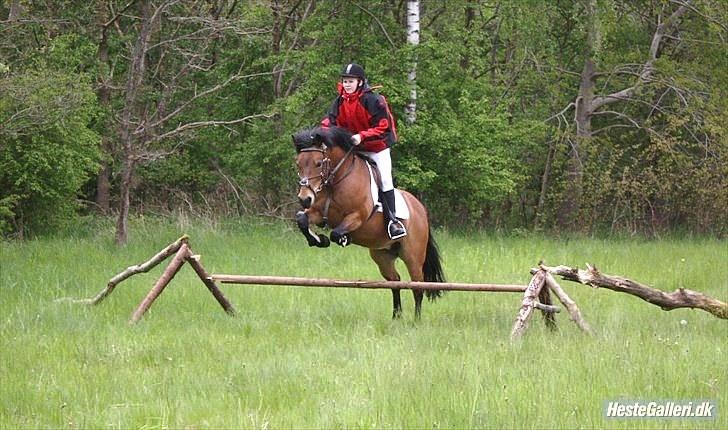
[423,227,445,301]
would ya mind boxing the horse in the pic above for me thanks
[292,126,445,319]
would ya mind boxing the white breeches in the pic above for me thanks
[360,148,394,191]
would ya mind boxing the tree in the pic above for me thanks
[405,0,420,125]
[549,0,694,229]
[108,0,274,244]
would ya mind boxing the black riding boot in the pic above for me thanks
[383,189,407,240]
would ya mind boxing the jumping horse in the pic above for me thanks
[293,126,445,318]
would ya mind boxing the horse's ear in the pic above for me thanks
[311,129,324,142]
[312,128,334,148]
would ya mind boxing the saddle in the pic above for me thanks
[359,155,410,220]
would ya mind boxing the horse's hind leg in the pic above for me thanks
[412,290,424,319]
[391,289,402,319]
[401,248,426,320]
[370,248,402,319]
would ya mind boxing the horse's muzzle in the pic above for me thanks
[299,195,312,209]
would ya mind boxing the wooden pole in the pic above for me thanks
[187,254,236,316]
[510,269,547,340]
[129,243,190,324]
[211,274,527,293]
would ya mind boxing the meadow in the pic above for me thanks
[1,216,726,429]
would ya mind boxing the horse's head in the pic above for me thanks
[292,127,354,209]
[293,129,327,208]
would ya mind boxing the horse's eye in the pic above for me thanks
[315,161,322,167]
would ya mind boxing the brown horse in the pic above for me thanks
[293,126,445,318]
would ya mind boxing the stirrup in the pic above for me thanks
[387,220,407,240]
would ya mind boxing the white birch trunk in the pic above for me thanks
[405,0,419,125]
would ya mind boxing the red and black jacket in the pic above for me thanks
[321,83,397,153]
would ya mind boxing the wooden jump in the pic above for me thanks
[63,235,726,337]
[65,236,600,339]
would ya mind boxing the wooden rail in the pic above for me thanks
[211,274,527,293]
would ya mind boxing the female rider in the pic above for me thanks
[321,63,406,240]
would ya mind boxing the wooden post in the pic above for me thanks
[510,269,547,340]
[129,243,190,324]
[543,272,593,334]
[187,254,236,316]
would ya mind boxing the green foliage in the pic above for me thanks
[398,95,545,224]
[0,35,100,236]
[1,0,726,236]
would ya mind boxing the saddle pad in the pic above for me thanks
[366,163,410,220]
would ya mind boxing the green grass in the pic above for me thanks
[1,216,726,428]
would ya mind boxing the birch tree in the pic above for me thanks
[405,0,419,125]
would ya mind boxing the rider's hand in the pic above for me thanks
[351,134,362,146]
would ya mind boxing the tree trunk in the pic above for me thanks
[115,0,155,245]
[542,263,728,320]
[7,0,22,20]
[271,0,283,99]
[115,156,134,245]
[405,0,419,125]
[95,2,112,214]
[459,4,474,71]
[559,57,594,227]
[535,140,555,230]
[558,0,596,229]
[96,150,112,214]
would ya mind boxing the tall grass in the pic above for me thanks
[1,217,726,428]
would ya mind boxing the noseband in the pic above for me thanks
[297,145,355,196]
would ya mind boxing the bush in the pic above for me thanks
[0,67,100,237]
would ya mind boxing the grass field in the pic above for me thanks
[1,216,726,428]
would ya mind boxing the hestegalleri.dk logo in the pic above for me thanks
[604,400,716,419]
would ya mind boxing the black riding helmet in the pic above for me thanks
[340,63,366,81]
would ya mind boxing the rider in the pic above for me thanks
[321,62,407,240]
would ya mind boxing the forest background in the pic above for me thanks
[1,0,726,243]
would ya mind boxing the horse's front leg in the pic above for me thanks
[330,212,364,247]
[295,209,330,248]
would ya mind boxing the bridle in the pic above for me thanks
[297,144,357,228]
[297,145,356,197]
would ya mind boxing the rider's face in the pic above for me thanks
[341,77,360,94]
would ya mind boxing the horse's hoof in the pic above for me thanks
[330,231,351,247]
[306,234,329,248]
[316,235,330,248]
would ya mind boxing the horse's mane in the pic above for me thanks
[292,126,354,153]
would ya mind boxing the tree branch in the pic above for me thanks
[139,70,283,133]
[147,113,275,143]
[541,263,728,320]
[591,1,690,111]
[353,2,396,49]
